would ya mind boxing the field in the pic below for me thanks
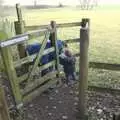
[6,6,120,88]
[0,6,120,120]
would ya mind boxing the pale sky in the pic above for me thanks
[3,0,120,6]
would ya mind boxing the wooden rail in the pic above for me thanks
[18,60,56,83]
[22,71,57,96]
[64,38,80,43]
[0,29,48,48]
[23,76,57,103]
[14,47,55,67]
[88,85,120,95]
[89,62,120,71]
[25,22,81,31]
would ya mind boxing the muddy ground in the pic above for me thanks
[22,84,120,120]
[1,72,120,120]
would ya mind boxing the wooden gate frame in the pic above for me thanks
[0,27,59,106]
[0,86,10,120]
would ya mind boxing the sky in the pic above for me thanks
[3,0,120,6]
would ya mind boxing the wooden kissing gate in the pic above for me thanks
[0,23,60,107]
[0,4,91,120]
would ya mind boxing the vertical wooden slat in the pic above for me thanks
[27,32,48,82]
[14,3,27,59]
[0,86,10,120]
[78,18,90,120]
[1,47,22,105]
[50,21,60,77]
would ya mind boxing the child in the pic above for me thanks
[59,48,76,85]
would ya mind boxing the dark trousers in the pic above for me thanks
[65,72,76,83]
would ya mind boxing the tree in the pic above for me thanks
[79,0,99,10]
[0,0,4,17]
[58,2,63,7]
[34,0,37,7]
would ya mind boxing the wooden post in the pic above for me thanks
[78,18,90,119]
[113,113,120,120]
[14,3,27,58]
[0,86,10,120]
[1,47,22,105]
[50,21,60,77]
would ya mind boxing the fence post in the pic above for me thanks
[0,86,10,120]
[1,47,22,105]
[50,21,60,78]
[14,3,27,58]
[78,18,90,120]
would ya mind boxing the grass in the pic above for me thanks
[5,6,120,88]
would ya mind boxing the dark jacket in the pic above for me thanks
[59,55,76,74]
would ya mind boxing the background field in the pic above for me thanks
[6,6,120,88]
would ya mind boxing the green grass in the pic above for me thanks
[16,7,120,64]
[6,6,120,88]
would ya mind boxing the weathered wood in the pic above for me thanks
[113,113,120,120]
[88,85,120,95]
[57,22,81,28]
[14,21,26,58]
[78,18,90,119]
[70,56,120,71]
[0,35,28,48]
[14,3,27,59]
[89,62,120,71]
[23,78,57,103]
[14,47,55,67]
[29,29,47,38]
[27,32,49,83]
[22,71,57,95]
[0,86,10,120]
[25,22,81,31]
[64,38,80,43]
[50,21,60,77]
[1,47,22,104]
[16,3,22,22]
[0,29,48,48]
[18,60,56,83]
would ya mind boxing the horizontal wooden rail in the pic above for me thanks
[88,85,120,94]
[18,60,56,83]
[22,71,57,96]
[89,62,120,71]
[25,22,81,31]
[43,47,55,56]
[57,22,81,28]
[23,77,57,103]
[14,47,55,67]
[64,38,80,43]
[0,29,48,48]
[0,35,28,48]
[74,53,120,71]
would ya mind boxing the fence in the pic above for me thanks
[0,86,10,120]
[0,4,120,119]
[26,24,120,71]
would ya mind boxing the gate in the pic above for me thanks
[0,86,10,120]
[0,25,60,106]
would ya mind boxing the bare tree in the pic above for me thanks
[0,0,4,17]
[34,0,37,7]
[79,0,99,10]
